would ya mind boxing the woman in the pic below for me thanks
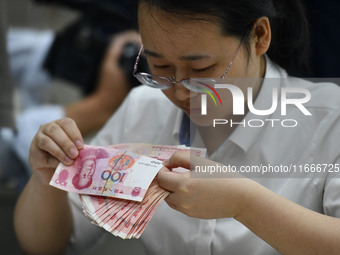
[14,0,340,254]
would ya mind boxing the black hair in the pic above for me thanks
[136,0,310,76]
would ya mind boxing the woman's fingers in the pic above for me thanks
[162,151,192,170]
[29,118,84,184]
[157,167,188,192]
[43,119,83,160]
[57,118,84,149]
[32,118,83,168]
[34,132,73,166]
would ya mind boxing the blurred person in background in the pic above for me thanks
[0,0,17,189]
[0,0,142,192]
[6,29,140,170]
[0,1,15,130]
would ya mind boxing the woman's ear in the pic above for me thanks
[252,17,271,56]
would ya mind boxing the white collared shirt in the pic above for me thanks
[67,57,340,255]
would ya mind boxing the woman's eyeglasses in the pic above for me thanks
[133,36,245,93]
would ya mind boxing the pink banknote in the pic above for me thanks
[77,143,206,239]
[59,143,206,239]
[110,143,206,161]
[50,145,163,202]
[81,180,170,239]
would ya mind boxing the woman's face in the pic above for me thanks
[138,4,262,126]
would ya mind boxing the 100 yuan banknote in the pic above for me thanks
[110,143,206,161]
[50,145,163,202]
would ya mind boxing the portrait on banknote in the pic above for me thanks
[71,148,110,190]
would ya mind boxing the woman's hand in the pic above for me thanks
[157,151,249,219]
[158,152,340,254]
[15,117,80,254]
[29,117,84,185]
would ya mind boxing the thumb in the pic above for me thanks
[163,151,223,173]
[162,151,192,170]
[157,167,187,192]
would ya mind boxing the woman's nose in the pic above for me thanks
[172,82,191,101]
[173,81,200,100]
[172,70,199,100]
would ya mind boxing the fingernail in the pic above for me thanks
[69,148,78,158]
[162,159,169,166]
[75,140,83,150]
[65,157,73,165]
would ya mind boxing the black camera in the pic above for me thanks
[35,0,148,95]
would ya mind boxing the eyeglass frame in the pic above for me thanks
[133,35,246,92]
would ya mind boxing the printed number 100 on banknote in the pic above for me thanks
[50,145,163,202]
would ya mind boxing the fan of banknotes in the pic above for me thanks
[50,143,206,239]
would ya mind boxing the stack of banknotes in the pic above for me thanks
[50,143,206,239]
